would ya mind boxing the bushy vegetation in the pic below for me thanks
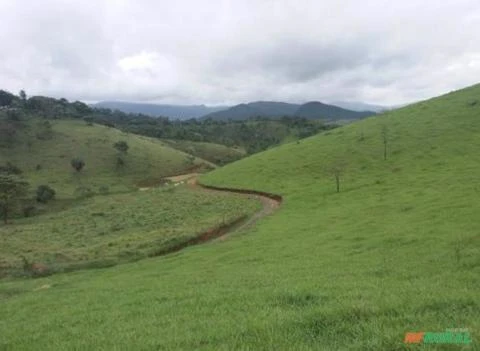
[70,157,85,172]
[0,173,29,224]
[95,113,335,154]
[35,185,56,203]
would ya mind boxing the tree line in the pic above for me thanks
[0,89,336,155]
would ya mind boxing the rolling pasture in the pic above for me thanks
[1,84,480,350]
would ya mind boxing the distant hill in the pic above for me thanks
[294,101,375,120]
[201,101,300,121]
[92,101,229,119]
[330,101,388,112]
[201,100,374,121]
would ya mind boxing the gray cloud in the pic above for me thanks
[0,0,479,106]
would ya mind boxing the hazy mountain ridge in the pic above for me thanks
[201,100,375,121]
[93,99,378,121]
[92,101,228,119]
[295,101,375,120]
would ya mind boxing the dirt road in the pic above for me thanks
[156,173,282,248]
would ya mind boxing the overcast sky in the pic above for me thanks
[1,0,479,106]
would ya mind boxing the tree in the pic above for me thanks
[71,157,85,172]
[35,120,53,140]
[0,121,17,148]
[0,90,16,107]
[381,124,389,160]
[327,160,347,193]
[83,117,94,126]
[0,162,22,175]
[0,173,29,224]
[113,141,129,154]
[36,185,56,203]
[114,141,129,168]
[19,90,27,102]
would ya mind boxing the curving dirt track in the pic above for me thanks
[150,173,282,253]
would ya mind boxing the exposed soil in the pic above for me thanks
[149,173,283,251]
[3,174,281,279]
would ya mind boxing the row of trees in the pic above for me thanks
[92,113,333,154]
[1,88,335,156]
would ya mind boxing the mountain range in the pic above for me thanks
[92,101,227,119]
[200,101,375,121]
[93,100,378,121]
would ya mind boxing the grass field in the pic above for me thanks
[0,186,260,276]
[161,139,246,165]
[0,118,214,198]
[1,84,480,350]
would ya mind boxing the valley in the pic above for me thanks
[0,83,479,350]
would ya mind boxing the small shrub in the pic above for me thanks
[22,205,36,217]
[98,185,109,195]
[116,156,125,167]
[20,256,31,272]
[36,185,56,203]
[114,141,129,154]
[35,121,53,140]
[185,155,195,165]
[0,162,22,175]
[110,224,124,232]
[83,117,94,126]
[71,157,85,172]
[35,164,42,171]
[74,186,94,199]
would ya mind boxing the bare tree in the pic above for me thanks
[381,124,389,160]
[326,160,347,193]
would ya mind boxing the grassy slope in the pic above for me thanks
[0,186,260,273]
[0,119,213,198]
[1,85,480,350]
[161,139,246,165]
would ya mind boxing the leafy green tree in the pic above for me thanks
[114,141,129,154]
[0,173,29,224]
[0,90,16,107]
[0,121,17,148]
[36,185,56,203]
[71,157,85,172]
[19,90,27,102]
[84,117,94,126]
[0,162,22,175]
[114,141,129,168]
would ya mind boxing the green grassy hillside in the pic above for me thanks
[0,186,259,276]
[1,84,479,350]
[0,119,213,198]
[161,139,246,165]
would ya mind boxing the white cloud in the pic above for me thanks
[0,0,479,105]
